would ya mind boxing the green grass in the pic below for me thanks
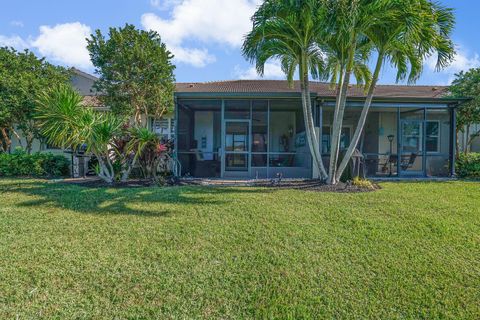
[0,179,479,319]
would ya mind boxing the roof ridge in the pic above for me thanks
[177,79,447,88]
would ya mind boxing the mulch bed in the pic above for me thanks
[60,177,379,193]
[251,179,380,193]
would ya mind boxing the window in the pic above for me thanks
[321,126,351,154]
[151,117,174,139]
[426,121,440,153]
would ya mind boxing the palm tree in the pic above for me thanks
[334,0,455,181]
[242,0,328,180]
[36,85,123,184]
[323,0,379,184]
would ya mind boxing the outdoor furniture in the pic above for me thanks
[380,154,398,175]
[400,153,417,171]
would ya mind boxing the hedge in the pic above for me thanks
[0,148,70,178]
[456,152,480,178]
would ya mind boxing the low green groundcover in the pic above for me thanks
[0,148,70,177]
[0,179,478,319]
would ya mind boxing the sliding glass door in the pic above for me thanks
[400,120,424,175]
[224,120,250,176]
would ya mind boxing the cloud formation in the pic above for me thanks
[234,61,285,80]
[30,22,93,70]
[426,45,480,84]
[0,35,29,50]
[141,0,261,67]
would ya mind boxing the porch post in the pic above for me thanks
[174,96,179,177]
[422,107,427,177]
[221,99,225,178]
[397,107,401,178]
[450,106,457,177]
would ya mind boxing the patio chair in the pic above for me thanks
[380,154,397,174]
[400,153,417,171]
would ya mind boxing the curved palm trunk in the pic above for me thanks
[328,68,351,184]
[335,53,384,181]
[300,69,328,180]
[328,45,357,184]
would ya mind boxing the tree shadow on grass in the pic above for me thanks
[0,179,270,217]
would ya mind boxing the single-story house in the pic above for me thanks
[10,69,466,179]
[173,81,463,179]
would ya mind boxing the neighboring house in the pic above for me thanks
[458,124,480,153]
[10,68,101,177]
[12,69,465,179]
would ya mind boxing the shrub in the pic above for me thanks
[456,153,480,178]
[0,148,70,178]
[352,176,374,189]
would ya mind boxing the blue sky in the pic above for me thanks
[1,0,479,85]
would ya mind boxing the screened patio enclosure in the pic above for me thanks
[175,98,456,179]
[176,99,312,179]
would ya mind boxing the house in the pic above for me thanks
[174,81,463,179]
[10,69,465,179]
[458,124,480,153]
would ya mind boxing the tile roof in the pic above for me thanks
[81,95,102,107]
[175,80,449,99]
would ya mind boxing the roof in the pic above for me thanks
[71,67,99,81]
[175,80,449,99]
[81,95,102,107]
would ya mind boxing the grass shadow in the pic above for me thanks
[0,178,270,217]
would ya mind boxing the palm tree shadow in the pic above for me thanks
[1,179,269,217]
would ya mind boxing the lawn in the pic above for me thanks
[0,179,479,319]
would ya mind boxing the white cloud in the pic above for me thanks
[10,20,24,28]
[426,45,480,84]
[0,35,29,50]
[30,22,93,70]
[234,61,285,80]
[172,46,216,67]
[141,0,261,67]
[150,0,182,10]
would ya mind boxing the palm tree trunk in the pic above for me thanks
[328,68,352,184]
[328,46,356,184]
[300,63,328,180]
[335,52,384,181]
[327,69,346,184]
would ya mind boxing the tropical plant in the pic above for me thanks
[334,0,455,182]
[242,0,329,180]
[243,0,455,184]
[87,24,176,126]
[448,68,480,155]
[36,85,124,184]
[0,47,70,153]
[127,127,171,183]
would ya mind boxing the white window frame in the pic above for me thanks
[151,117,175,140]
[426,120,440,154]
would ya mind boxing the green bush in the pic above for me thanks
[0,148,70,178]
[456,152,480,178]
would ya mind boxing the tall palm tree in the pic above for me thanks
[334,0,455,181]
[242,0,328,180]
[324,0,379,184]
